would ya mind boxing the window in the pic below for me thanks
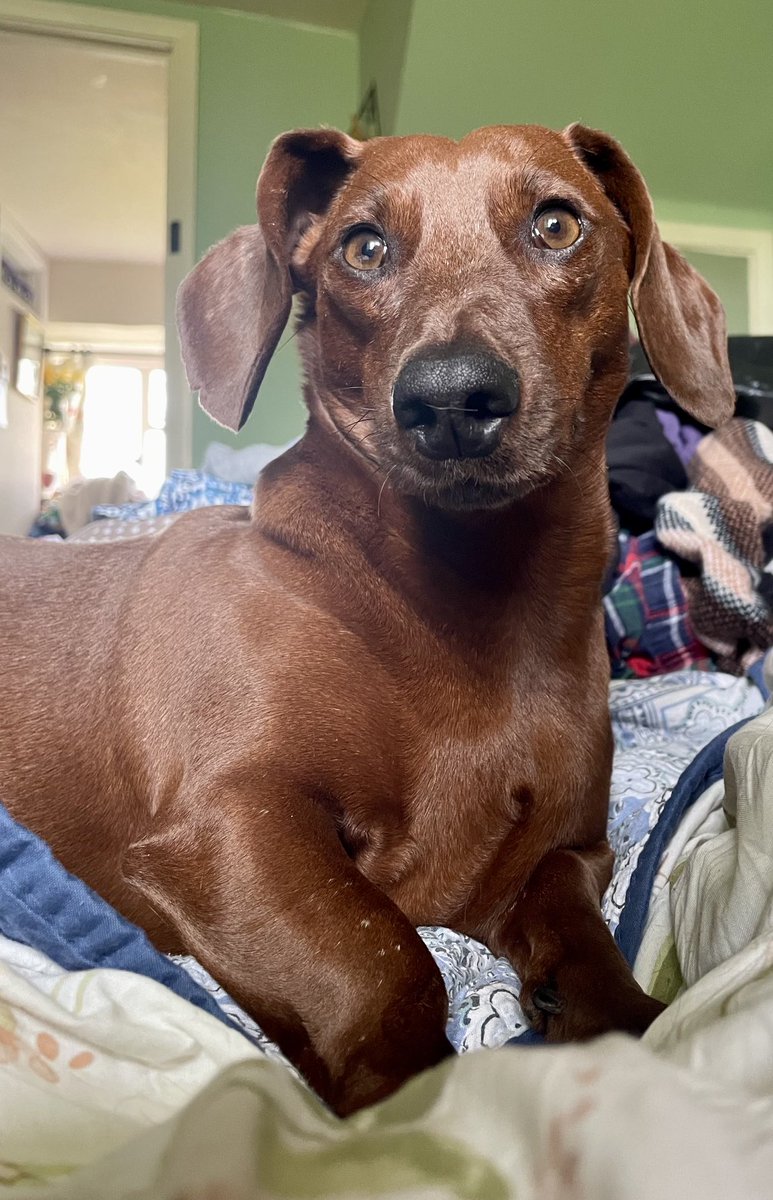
[79,360,167,497]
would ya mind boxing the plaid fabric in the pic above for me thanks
[604,531,713,678]
[655,419,773,673]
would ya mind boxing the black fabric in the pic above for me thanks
[759,522,773,611]
[607,337,773,534]
[629,336,773,430]
[606,394,687,533]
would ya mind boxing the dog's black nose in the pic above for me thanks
[392,348,520,460]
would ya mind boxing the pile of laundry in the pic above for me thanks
[604,336,773,680]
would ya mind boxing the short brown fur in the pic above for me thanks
[0,124,734,1116]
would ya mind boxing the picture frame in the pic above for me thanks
[14,310,44,401]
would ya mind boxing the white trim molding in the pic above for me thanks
[0,0,198,468]
[659,220,773,336]
[45,322,165,356]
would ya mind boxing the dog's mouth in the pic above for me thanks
[415,475,521,512]
[380,448,557,512]
[328,406,566,511]
[327,379,568,512]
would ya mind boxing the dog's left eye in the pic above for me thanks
[531,207,582,250]
[342,228,388,271]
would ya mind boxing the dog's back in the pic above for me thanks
[1,533,165,894]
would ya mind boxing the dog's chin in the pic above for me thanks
[388,456,552,512]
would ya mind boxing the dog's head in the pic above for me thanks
[178,124,734,511]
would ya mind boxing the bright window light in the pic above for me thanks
[148,368,167,429]
[80,365,143,480]
[79,363,167,498]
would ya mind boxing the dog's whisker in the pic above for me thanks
[377,464,399,518]
[422,403,480,415]
[342,408,374,423]
[276,326,301,354]
[552,450,585,492]
[350,166,391,189]
[327,409,383,468]
[342,412,375,439]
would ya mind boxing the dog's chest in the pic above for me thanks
[354,691,578,926]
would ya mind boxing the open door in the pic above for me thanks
[0,0,197,534]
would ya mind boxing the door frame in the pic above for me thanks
[0,0,198,468]
[660,220,773,336]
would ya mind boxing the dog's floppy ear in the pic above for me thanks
[176,224,290,432]
[177,128,362,431]
[563,124,735,427]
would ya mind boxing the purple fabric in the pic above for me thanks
[656,410,703,467]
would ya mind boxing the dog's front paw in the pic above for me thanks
[520,974,666,1042]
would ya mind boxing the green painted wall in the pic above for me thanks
[190,9,357,459]
[393,0,773,212]
[74,0,358,463]
[386,0,773,337]
[359,0,413,134]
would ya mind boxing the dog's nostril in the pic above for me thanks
[396,394,438,431]
[467,391,500,420]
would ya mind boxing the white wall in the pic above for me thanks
[0,294,42,536]
[48,260,164,325]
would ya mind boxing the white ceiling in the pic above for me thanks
[174,0,368,31]
[0,30,167,264]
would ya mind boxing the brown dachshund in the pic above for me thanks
[0,124,734,1117]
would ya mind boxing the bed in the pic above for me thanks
[5,390,773,1196]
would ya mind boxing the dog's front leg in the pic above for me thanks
[122,787,451,1116]
[487,843,665,1041]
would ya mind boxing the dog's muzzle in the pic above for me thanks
[392,347,520,460]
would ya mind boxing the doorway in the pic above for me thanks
[0,0,197,535]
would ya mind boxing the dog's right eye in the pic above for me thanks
[531,206,583,251]
[342,228,388,272]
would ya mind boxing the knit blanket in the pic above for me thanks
[655,418,773,672]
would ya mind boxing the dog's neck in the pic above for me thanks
[255,417,611,639]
